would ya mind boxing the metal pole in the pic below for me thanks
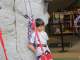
[58,9,64,52]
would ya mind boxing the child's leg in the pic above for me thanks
[37,56,41,60]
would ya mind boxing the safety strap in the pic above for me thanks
[35,31,44,52]
[32,20,44,52]
[0,31,8,60]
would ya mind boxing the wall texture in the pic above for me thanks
[0,0,49,60]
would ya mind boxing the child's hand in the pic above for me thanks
[0,27,5,32]
[27,43,36,53]
[0,27,2,31]
[0,27,4,31]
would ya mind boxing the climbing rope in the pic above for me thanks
[23,0,34,40]
[0,30,8,60]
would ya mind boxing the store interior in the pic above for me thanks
[45,0,80,52]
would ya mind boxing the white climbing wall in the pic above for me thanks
[15,0,49,25]
[0,0,49,60]
[0,0,14,9]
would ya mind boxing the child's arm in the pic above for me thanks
[27,32,36,53]
[27,43,36,53]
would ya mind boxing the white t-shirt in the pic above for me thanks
[30,31,48,44]
[30,31,50,56]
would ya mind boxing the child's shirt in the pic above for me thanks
[30,31,50,56]
[30,31,48,45]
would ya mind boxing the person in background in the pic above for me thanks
[74,9,80,35]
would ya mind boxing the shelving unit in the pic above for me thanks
[48,11,75,35]
[47,11,77,51]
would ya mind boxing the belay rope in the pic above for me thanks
[0,31,8,60]
[23,0,34,40]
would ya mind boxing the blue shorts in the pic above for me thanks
[36,56,41,60]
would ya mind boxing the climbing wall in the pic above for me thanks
[0,0,49,60]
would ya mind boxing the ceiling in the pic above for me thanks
[47,0,80,12]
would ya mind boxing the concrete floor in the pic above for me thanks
[49,35,80,60]
[53,52,80,60]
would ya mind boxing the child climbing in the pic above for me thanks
[28,18,53,60]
